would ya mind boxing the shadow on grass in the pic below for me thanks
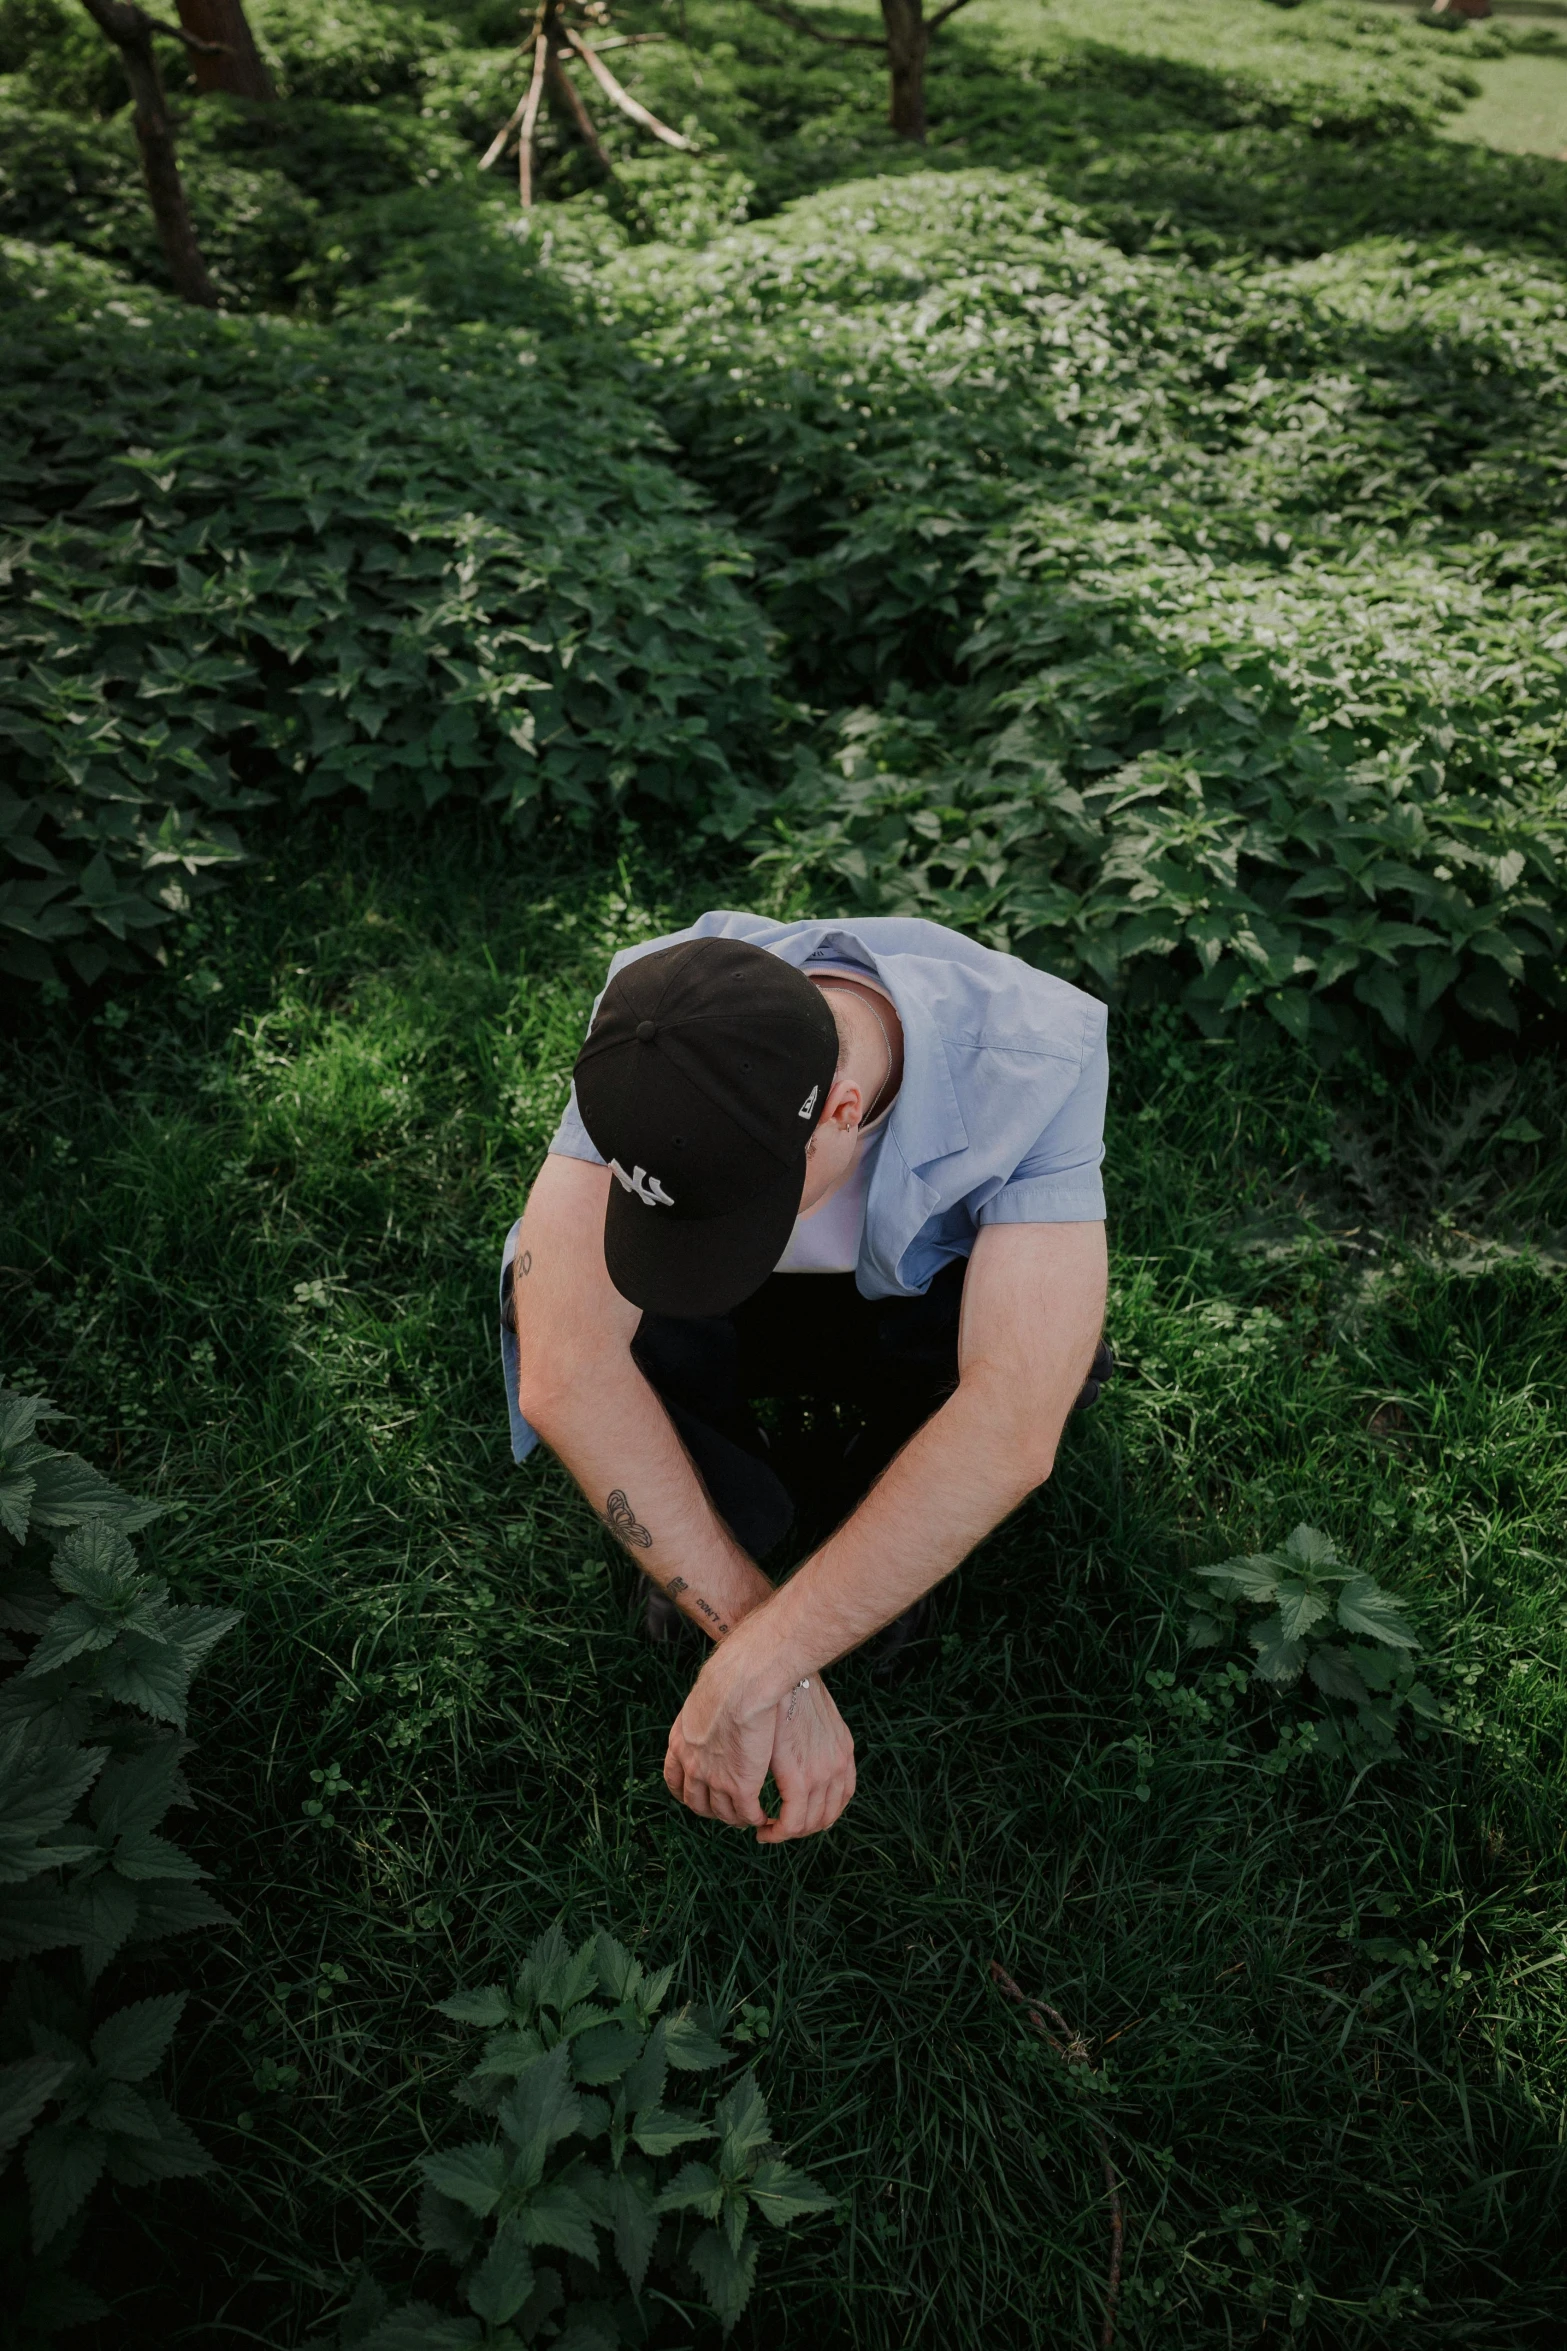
[906,32,1567,262]
[705,8,1567,264]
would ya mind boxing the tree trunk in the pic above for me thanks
[881,0,928,141]
[175,0,274,101]
[77,0,218,306]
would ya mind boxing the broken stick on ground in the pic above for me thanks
[990,1959,1125,2351]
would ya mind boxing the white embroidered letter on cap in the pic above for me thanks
[798,1084,819,1120]
[609,1158,675,1209]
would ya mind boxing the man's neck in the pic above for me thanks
[810,976,904,1119]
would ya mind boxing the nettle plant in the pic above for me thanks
[0,1386,237,2327]
[326,1927,830,2350]
[1187,1523,1440,1768]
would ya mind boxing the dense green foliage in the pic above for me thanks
[0,243,767,986]
[1186,1521,1441,1768]
[4,1,1566,1048]
[609,174,1567,1049]
[0,1393,235,2337]
[4,0,1567,2341]
[315,1925,829,2346]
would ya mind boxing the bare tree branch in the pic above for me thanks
[926,0,980,29]
[561,25,693,151]
[544,41,613,173]
[147,15,229,53]
[478,36,540,172]
[744,0,886,51]
[517,32,549,207]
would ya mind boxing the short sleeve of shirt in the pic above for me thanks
[547,1079,605,1168]
[975,1012,1108,1227]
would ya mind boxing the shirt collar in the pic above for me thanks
[789,926,969,1171]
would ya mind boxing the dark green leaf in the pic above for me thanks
[687,2223,758,2332]
[1273,1579,1334,1645]
[90,1992,186,2083]
[420,2139,509,2218]
[1249,1613,1306,1685]
[572,2021,644,2086]
[435,1986,509,2029]
[1305,1645,1372,1705]
[517,2178,599,2263]
[663,2004,725,2072]
[748,2157,832,2229]
[1335,1574,1418,1651]
[605,2166,659,2295]
[465,2219,535,2326]
[417,2185,482,2266]
[24,2121,106,2248]
[0,2054,73,2165]
[655,2158,723,2219]
[629,2104,712,2157]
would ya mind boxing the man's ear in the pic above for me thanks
[818,1073,863,1134]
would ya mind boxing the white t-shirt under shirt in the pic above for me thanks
[774,965,897,1275]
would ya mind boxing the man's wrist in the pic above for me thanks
[695,1599,814,1722]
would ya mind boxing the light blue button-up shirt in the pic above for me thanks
[501,911,1108,1464]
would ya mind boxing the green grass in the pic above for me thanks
[6,0,1567,2342]
[4,816,1567,2346]
[1443,48,1567,155]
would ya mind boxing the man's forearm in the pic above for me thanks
[692,1221,1107,1723]
[700,1369,1044,1710]
[525,1350,775,1640]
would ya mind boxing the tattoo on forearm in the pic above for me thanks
[519,1250,532,1275]
[786,1684,803,1723]
[663,1573,729,1635]
[600,1489,652,1550]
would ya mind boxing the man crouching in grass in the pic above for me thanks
[499,912,1111,1842]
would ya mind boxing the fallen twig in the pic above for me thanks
[562,25,693,150]
[990,1960,1124,2351]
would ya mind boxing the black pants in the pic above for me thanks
[632,1260,1111,1563]
[632,1262,968,1560]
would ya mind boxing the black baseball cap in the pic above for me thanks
[573,938,840,1316]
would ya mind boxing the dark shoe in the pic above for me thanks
[866,1589,933,1686]
[1073,1339,1115,1412]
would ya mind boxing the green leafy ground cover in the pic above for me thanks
[4,0,1567,2341]
[0,1393,237,2336]
[8,3,1567,1047]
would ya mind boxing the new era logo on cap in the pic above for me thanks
[798,1084,819,1120]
